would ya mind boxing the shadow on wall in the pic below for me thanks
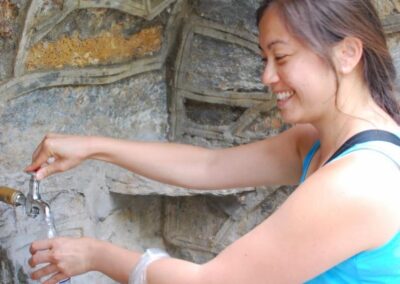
[0,247,28,284]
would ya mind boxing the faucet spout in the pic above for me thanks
[1,175,57,237]
[2,174,56,234]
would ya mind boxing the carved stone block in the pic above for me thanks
[170,17,283,144]
[163,186,294,262]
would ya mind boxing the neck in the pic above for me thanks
[310,78,397,165]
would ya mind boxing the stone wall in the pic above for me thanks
[0,0,399,283]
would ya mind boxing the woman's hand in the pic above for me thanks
[25,133,92,180]
[29,237,96,284]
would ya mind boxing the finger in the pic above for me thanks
[46,156,56,164]
[26,134,61,173]
[43,273,70,284]
[26,146,52,174]
[29,250,54,268]
[25,143,44,172]
[30,239,53,254]
[32,133,59,161]
[30,263,58,280]
[35,162,63,180]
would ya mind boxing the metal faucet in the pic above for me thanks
[0,174,57,238]
[26,173,57,237]
[26,173,51,219]
[0,174,52,220]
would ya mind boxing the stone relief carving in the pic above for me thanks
[163,185,294,262]
[0,0,18,38]
[0,0,176,104]
[105,14,286,196]
[170,16,279,143]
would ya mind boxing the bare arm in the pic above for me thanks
[26,124,316,188]
[29,151,400,284]
[148,151,400,283]
[87,123,309,188]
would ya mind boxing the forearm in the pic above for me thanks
[87,137,215,189]
[147,258,203,284]
[90,239,202,284]
[90,239,141,284]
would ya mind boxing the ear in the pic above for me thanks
[332,37,363,74]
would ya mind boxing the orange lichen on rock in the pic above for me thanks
[0,0,18,38]
[26,25,163,70]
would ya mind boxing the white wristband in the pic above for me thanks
[129,248,170,284]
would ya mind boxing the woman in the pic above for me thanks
[26,0,400,283]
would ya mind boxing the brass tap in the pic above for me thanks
[0,186,26,206]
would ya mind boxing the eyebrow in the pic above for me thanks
[258,40,288,51]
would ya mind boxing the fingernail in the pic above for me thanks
[36,172,43,180]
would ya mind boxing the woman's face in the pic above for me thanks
[258,6,337,124]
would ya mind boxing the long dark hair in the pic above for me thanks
[257,0,400,125]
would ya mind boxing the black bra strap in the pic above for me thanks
[324,130,400,165]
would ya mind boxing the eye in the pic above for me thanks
[275,55,287,61]
[261,57,268,65]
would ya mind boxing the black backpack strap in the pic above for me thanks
[324,130,400,165]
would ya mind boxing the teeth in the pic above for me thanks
[276,91,294,100]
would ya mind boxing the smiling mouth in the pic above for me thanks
[275,91,294,101]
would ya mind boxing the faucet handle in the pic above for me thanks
[28,173,41,200]
[26,173,41,218]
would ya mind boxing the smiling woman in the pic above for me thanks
[25,1,400,284]
[257,0,400,125]
[258,8,338,124]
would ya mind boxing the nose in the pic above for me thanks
[262,61,279,86]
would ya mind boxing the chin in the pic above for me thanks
[279,111,301,125]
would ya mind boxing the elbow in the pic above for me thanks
[172,149,218,190]
[195,260,228,284]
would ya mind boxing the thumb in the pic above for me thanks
[25,147,51,173]
[35,163,59,180]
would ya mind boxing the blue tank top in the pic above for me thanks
[301,133,400,284]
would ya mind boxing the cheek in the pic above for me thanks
[282,57,336,96]
[291,60,336,96]
[278,61,310,92]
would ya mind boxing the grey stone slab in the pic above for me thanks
[0,0,30,83]
[163,186,294,262]
[193,0,263,35]
[176,18,262,92]
[105,167,256,196]
[0,71,168,168]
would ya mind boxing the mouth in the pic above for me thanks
[274,90,294,109]
[276,91,294,100]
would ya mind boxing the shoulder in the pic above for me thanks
[301,149,400,248]
[201,145,399,283]
[324,146,399,202]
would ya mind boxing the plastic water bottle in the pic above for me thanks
[28,174,72,284]
[44,208,72,284]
